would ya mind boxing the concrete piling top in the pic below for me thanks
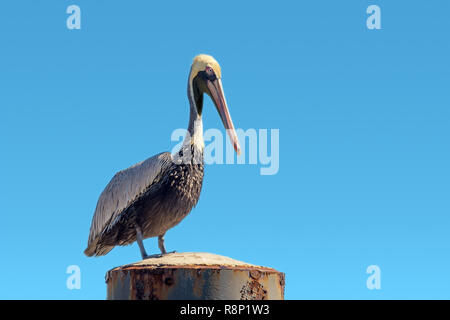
[106,252,285,300]
[115,252,275,269]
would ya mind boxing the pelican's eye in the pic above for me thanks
[205,66,216,80]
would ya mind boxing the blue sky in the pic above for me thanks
[0,1,449,299]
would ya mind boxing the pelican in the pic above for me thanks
[84,54,241,259]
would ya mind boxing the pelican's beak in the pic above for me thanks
[207,79,241,155]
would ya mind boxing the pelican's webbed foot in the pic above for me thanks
[141,251,176,260]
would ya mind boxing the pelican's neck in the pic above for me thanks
[172,74,204,165]
[185,74,204,151]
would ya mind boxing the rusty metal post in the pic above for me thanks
[105,252,284,300]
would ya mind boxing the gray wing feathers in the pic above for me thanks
[85,152,172,256]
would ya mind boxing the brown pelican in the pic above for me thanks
[84,54,241,259]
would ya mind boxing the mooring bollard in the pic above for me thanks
[105,252,285,300]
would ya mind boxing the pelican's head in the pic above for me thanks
[189,54,241,155]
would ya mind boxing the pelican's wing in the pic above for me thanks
[84,152,172,256]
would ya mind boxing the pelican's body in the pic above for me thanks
[85,55,240,258]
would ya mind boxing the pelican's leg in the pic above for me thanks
[158,234,176,255]
[158,234,167,254]
[136,226,149,259]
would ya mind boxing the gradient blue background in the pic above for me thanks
[0,1,449,299]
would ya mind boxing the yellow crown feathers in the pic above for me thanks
[189,54,222,83]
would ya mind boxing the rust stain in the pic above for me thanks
[164,277,174,286]
[275,272,286,300]
[192,270,205,298]
[249,269,261,280]
[240,280,267,300]
[107,268,174,300]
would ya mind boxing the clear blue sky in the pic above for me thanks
[0,1,449,299]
